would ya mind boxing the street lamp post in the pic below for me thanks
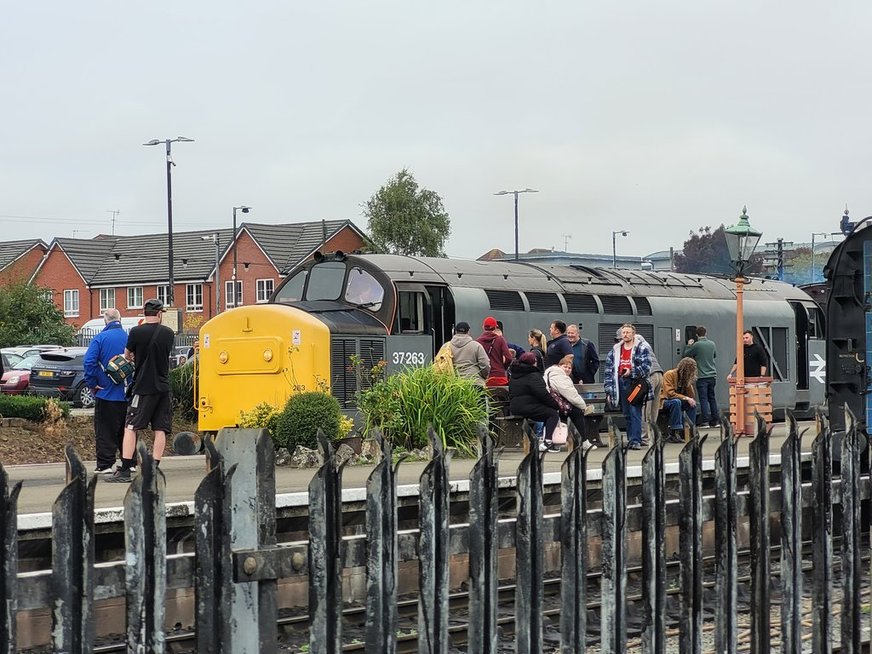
[810,232,829,283]
[494,189,538,260]
[612,230,629,269]
[231,206,251,308]
[724,207,763,436]
[143,136,194,306]
[202,234,220,315]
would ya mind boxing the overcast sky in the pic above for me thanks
[2,2,868,260]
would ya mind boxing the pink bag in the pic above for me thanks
[552,421,568,445]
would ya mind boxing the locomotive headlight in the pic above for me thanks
[263,349,273,362]
[218,351,229,364]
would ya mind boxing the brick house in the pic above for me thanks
[0,239,47,285]
[29,220,367,328]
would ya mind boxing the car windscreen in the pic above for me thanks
[13,355,40,371]
[37,353,82,364]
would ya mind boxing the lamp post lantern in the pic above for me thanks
[724,206,763,436]
[231,206,251,308]
[494,188,538,260]
[612,230,629,269]
[143,136,194,306]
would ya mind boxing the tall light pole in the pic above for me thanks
[810,232,829,283]
[612,230,629,269]
[143,136,194,306]
[724,207,762,436]
[231,206,251,308]
[202,234,220,315]
[494,188,538,260]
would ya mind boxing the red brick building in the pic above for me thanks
[28,220,368,328]
[0,240,47,285]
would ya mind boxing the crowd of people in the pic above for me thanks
[441,316,771,452]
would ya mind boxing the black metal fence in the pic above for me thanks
[0,410,869,652]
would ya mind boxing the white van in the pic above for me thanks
[76,317,145,336]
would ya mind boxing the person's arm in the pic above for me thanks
[476,344,490,379]
[83,341,101,389]
[555,372,586,409]
[588,341,600,374]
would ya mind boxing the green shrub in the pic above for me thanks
[0,395,71,421]
[273,392,342,450]
[357,366,491,457]
[239,402,281,436]
[169,360,196,421]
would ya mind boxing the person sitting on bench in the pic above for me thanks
[660,357,698,444]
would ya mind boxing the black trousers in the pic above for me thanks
[95,397,127,468]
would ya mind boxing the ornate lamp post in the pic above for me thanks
[724,207,762,436]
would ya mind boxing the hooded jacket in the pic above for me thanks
[508,360,558,416]
[604,335,653,399]
[450,334,489,385]
[476,330,513,379]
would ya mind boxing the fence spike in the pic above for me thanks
[641,424,666,653]
[780,412,803,654]
[515,421,545,654]
[841,405,862,653]
[714,421,738,653]
[812,409,833,654]
[600,418,627,653]
[678,420,705,654]
[0,462,21,654]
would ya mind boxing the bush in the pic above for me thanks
[0,395,71,421]
[239,402,281,436]
[169,360,196,421]
[273,392,342,450]
[357,366,491,457]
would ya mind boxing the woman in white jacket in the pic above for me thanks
[544,355,605,447]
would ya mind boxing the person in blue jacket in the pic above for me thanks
[84,309,130,474]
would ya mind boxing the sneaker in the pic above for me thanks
[105,469,132,483]
[627,441,641,450]
[93,466,114,475]
[538,441,549,452]
[129,466,136,473]
[709,422,720,429]
[547,443,562,452]
[588,437,607,449]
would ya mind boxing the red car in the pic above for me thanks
[1,354,41,395]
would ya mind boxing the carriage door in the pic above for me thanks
[789,301,810,391]
[392,283,436,364]
[426,285,454,356]
[655,327,679,370]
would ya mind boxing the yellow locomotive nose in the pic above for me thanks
[196,304,331,432]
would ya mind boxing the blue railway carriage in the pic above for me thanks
[198,251,825,431]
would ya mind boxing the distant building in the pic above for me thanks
[478,247,675,271]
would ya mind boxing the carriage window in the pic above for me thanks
[306,262,346,301]
[808,306,825,338]
[344,267,384,310]
[274,269,307,302]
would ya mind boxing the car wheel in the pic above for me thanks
[77,384,95,409]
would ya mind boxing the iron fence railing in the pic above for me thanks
[0,409,868,652]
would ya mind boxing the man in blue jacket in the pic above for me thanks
[84,309,130,474]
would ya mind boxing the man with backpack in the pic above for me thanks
[567,323,599,384]
[438,322,489,385]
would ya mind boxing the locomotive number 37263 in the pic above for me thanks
[392,351,427,365]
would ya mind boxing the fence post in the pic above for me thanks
[748,413,771,654]
[780,413,803,654]
[678,421,704,654]
[469,424,500,654]
[418,426,451,654]
[560,422,591,654]
[0,462,22,654]
[365,429,399,654]
[840,406,862,653]
[309,430,345,654]
[714,422,738,653]
[641,426,666,654]
[812,411,833,654]
[600,419,627,653]
[51,445,96,653]
[124,443,167,653]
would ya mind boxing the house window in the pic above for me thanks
[127,287,143,309]
[64,290,79,317]
[99,289,115,311]
[186,284,204,312]
[225,280,243,309]
[156,285,170,306]
[256,279,274,303]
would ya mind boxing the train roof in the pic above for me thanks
[348,254,814,302]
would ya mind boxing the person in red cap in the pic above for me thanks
[476,316,513,386]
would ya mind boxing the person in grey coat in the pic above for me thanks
[449,322,490,385]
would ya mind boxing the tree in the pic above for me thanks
[673,225,764,276]
[0,282,76,348]
[364,169,451,257]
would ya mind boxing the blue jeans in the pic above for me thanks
[663,398,697,430]
[618,377,643,444]
[696,377,718,425]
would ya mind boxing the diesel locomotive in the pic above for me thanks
[195,251,826,433]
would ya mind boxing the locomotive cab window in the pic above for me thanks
[274,269,307,303]
[397,291,425,333]
[345,267,384,310]
[306,261,346,301]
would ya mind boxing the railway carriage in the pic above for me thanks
[195,251,826,433]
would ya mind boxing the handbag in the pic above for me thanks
[626,376,651,407]
[102,354,134,385]
[545,369,573,415]
[552,420,568,444]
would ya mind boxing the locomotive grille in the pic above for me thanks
[485,289,525,311]
[330,338,357,407]
[564,293,599,313]
[525,292,563,313]
[358,339,386,390]
[600,295,633,314]
[634,297,653,315]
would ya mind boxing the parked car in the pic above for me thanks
[1,349,24,370]
[28,347,94,408]
[1,354,41,394]
[171,345,195,368]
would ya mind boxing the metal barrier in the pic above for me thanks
[0,409,870,651]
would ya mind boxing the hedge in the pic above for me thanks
[0,395,71,421]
